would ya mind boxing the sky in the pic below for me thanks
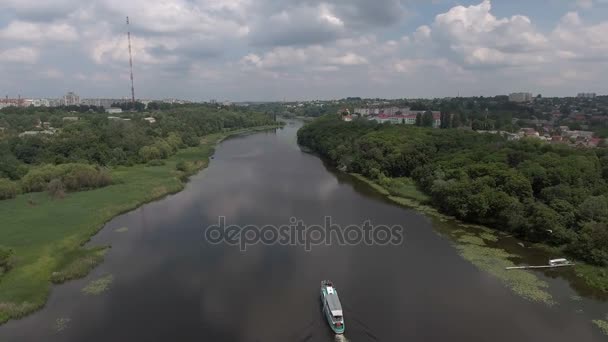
[0,0,607,101]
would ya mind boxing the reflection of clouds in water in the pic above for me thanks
[316,178,340,201]
[226,147,264,160]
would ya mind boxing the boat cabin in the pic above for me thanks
[549,258,570,266]
[325,287,344,325]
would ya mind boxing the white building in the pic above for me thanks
[106,108,123,114]
[63,92,80,106]
[81,98,126,108]
[509,92,533,103]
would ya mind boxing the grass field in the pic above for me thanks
[0,125,280,324]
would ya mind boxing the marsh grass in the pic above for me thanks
[592,319,608,335]
[0,125,281,324]
[50,248,108,284]
[54,317,71,332]
[351,173,555,305]
[82,274,114,295]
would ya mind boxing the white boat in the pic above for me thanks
[320,280,345,334]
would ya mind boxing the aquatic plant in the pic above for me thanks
[55,318,71,332]
[592,319,608,335]
[115,227,129,233]
[454,233,554,305]
[82,274,114,295]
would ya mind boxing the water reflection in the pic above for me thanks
[0,120,605,341]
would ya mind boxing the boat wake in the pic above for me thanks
[335,334,349,342]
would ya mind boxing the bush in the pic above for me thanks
[139,146,162,162]
[20,164,66,192]
[176,161,189,172]
[0,246,14,273]
[0,178,20,200]
[61,165,112,191]
[47,178,65,199]
[20,164,112,194]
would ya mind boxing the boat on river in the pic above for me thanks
[320,280,345,334]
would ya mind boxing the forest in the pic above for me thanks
[298,116,608,267]
[0,105,276,200]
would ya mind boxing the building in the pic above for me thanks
[81,98,126,108]
[63,92,80,106]
[371,112,441,128]
[577,93,597,99]
[0,98,26,108]
[106,108,123,114]
[143,117,157,124]
[509,92,533,103]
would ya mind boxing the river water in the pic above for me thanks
[0,120,606,341]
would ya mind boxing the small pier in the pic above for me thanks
[505,258,575,270]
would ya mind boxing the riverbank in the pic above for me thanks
[348,173,608,302]
[0,124,282,324]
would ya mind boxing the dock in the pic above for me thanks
[506,258,575,270]
[505,263,575,270]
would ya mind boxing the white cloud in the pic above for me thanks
[0,47,39,64]
[431,0,548,67]
[0,0,607,99]
[329,53,368,66]
[0,20,78,42]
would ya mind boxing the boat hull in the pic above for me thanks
[320,286,345,334]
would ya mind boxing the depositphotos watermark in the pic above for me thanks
[204,216,404,251]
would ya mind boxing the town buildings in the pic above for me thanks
[63,92,80,106]
[509,92,533,103]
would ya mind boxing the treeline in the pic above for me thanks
[0,106,275,200]
[298,116,608,266]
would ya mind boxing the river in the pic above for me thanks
[0,119,606,341]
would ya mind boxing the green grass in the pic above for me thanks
[384,177,430,203]
[350,174,390,196]
[82,274,114,295]
[0,125,280,324]
[575,264,608,293]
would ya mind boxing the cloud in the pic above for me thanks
[0,20,78,42]
[430,0,548,67]
[0,0,607,99]
[249,4,345,46]
[0,47,39,64]
[552,11,608,60]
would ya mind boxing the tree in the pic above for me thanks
[422,111,434,127]
[415,113,422,126]
[47,178,66,199]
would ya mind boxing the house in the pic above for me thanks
[371,112,442,128]
[19,130,55,137]
[588,138,603,148]
[342,115,353,122]
[143,117,157,124]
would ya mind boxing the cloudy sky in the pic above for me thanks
[0,0,607,101]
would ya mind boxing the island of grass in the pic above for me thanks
[0,125,281,324]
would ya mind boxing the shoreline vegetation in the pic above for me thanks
[0,124,282,324]
[349,173,556,305]
[297,115,608,318]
